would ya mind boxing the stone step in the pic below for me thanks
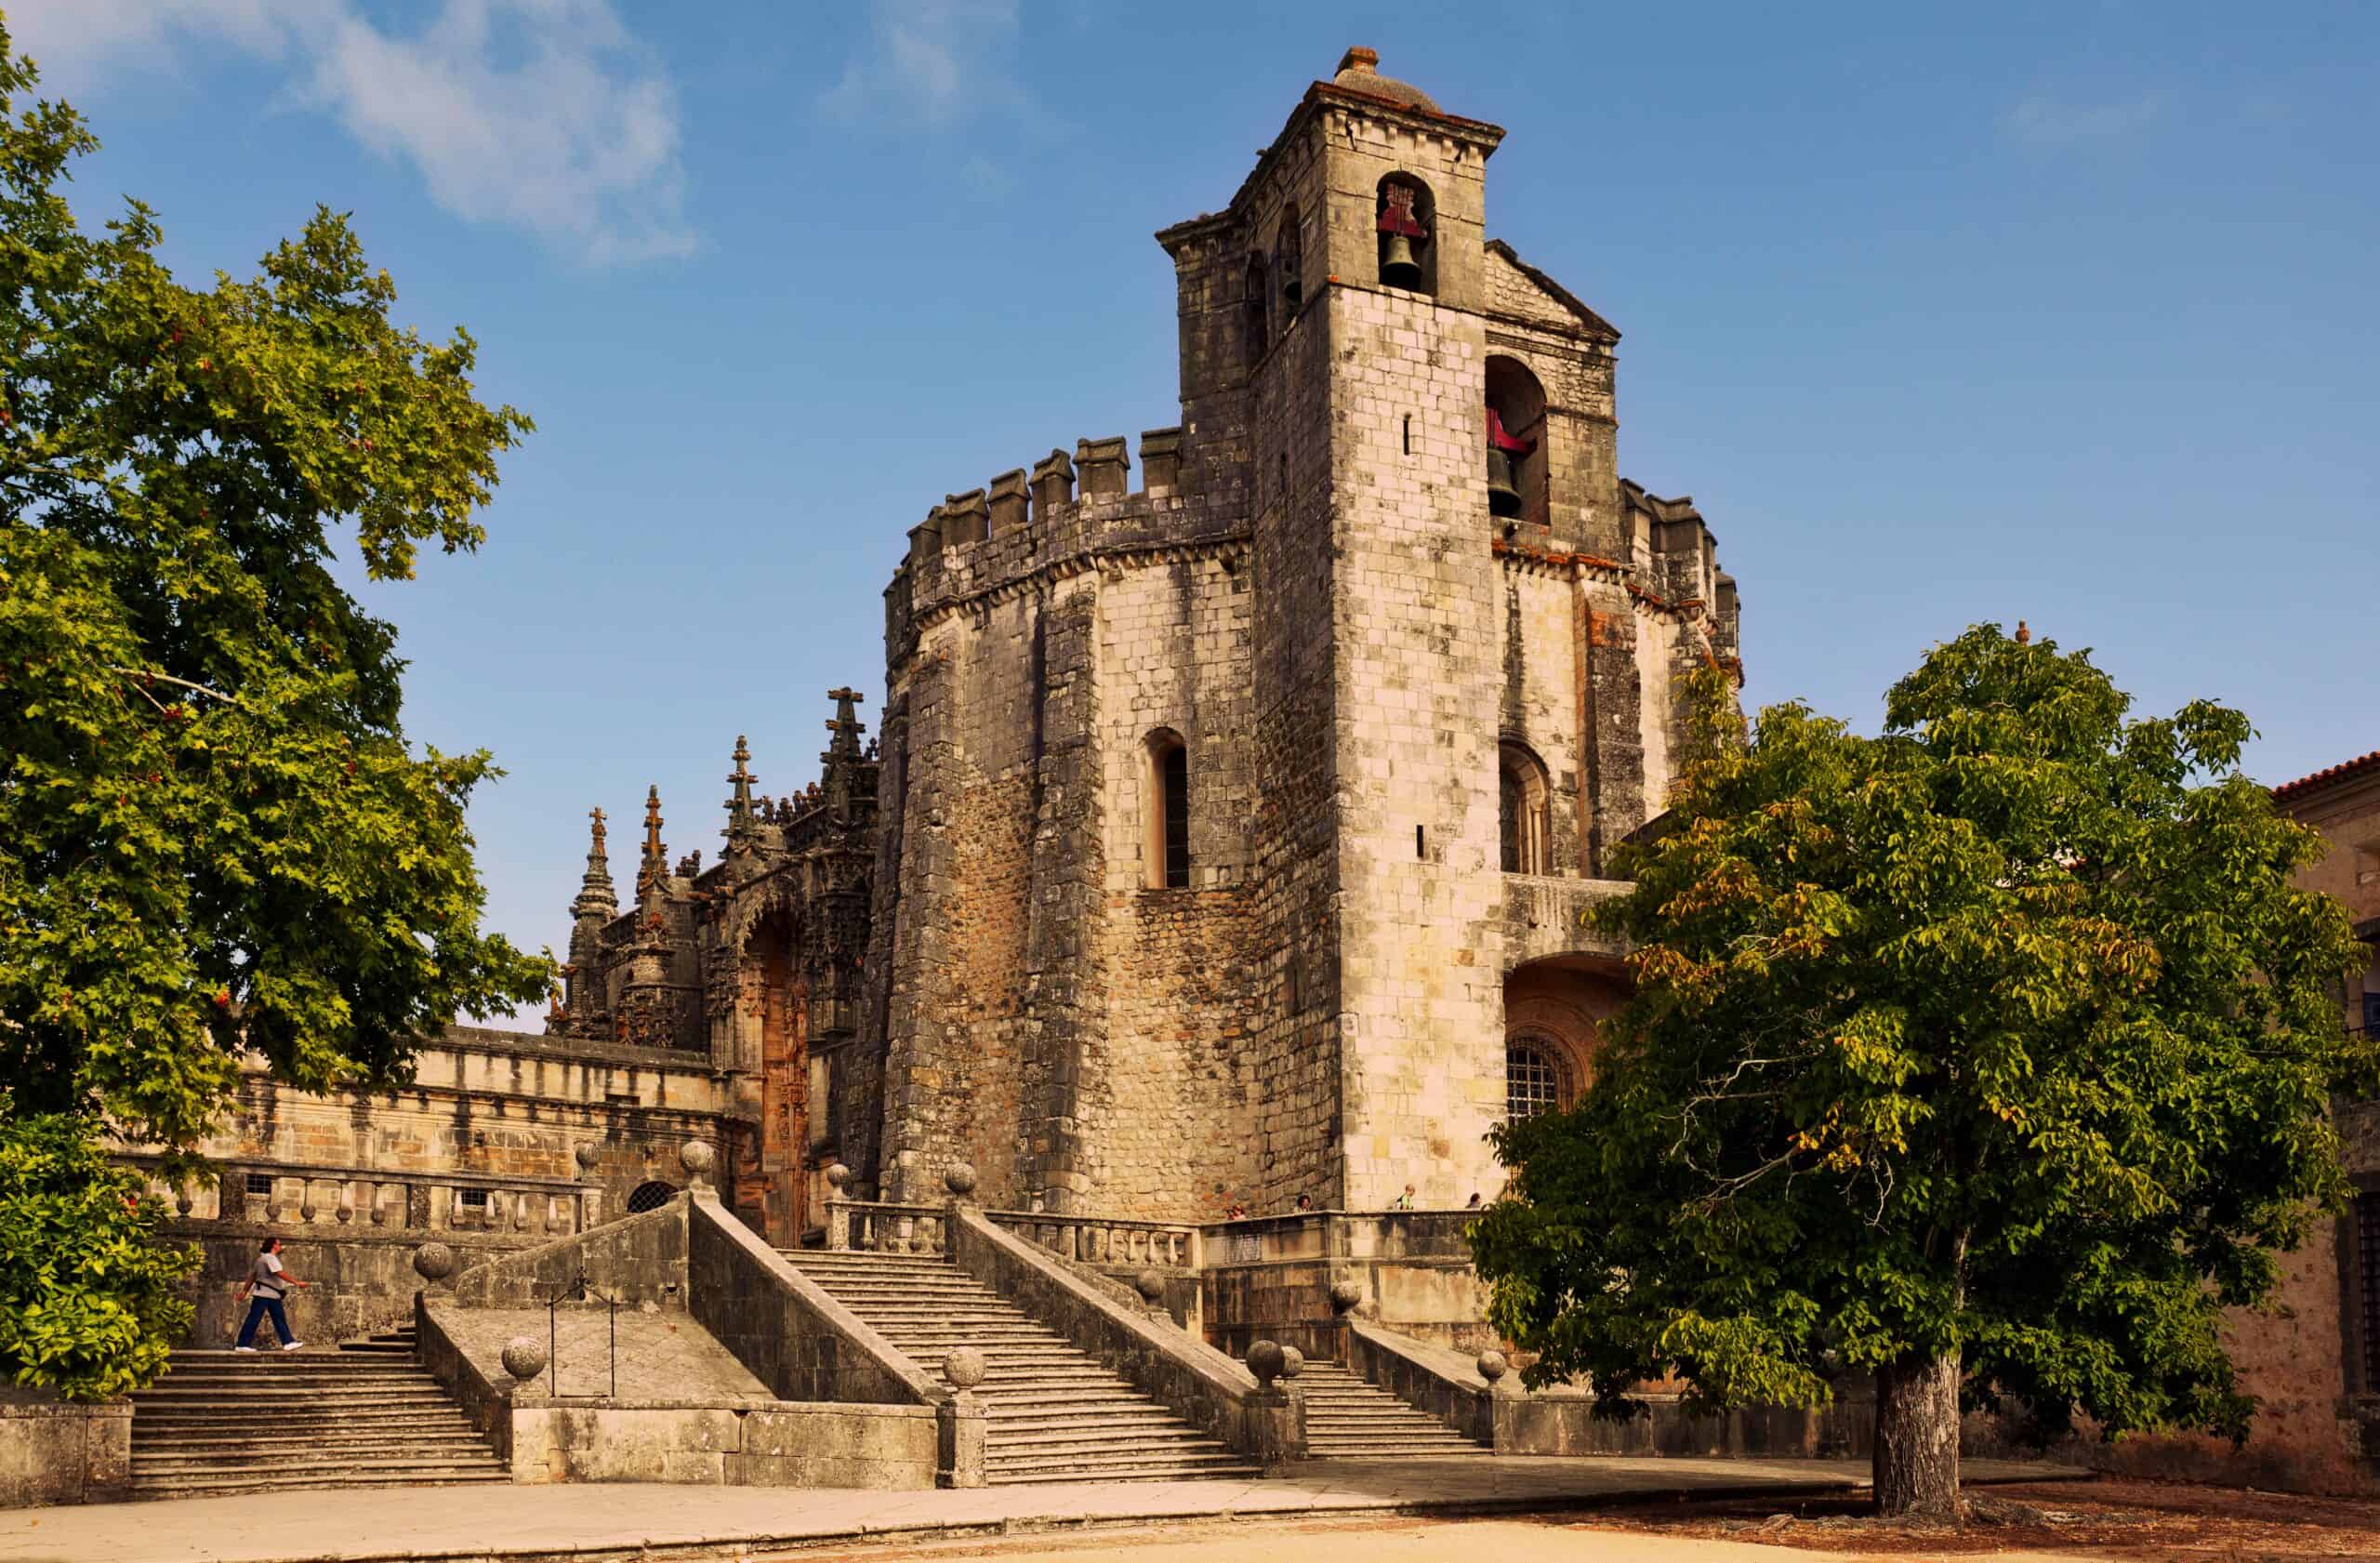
[985,1408,1189,1431]
[973,1387,1154,1409]
[135,1391,456,1410]
[130,1471,511,1498]
[134,1429,491,1452]
[985,1455,1260,1482]
[134,1454,507,1480]
[148,1369,437,1386]
[986,1427,1220,1453]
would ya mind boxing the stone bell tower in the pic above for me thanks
[1162,47,1514,1208]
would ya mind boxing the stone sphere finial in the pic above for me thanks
[1327,1276,1365,1316]
[679,1138,716,1185]
[574,1143,601,1172]
[943,1346,987,1391]
[943,1161,978,1199]
[1476,1348,1509,1384]
[825,1162,851,1192]
[411,1241,456,1284]
[500,1336,549,1386]
[1133,1268,1166,1304]
[1279,1345,1305,1381]
[1246,1339,1285,1387]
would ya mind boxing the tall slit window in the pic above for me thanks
[1499,740,1553,875]
[1144,729,1190,890]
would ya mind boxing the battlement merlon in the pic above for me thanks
[882,427,1247,641]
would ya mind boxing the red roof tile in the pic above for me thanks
[2271,748,2380,801]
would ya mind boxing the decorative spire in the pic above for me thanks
[723,735,759,850]
[2015,619,2031,645]
[822,687,868,820]
[570,806,617,922]
[637,785,667,897]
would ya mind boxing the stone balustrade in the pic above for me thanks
[987,1209,1201,1272]
[122,1153,597,1238]
[823,1199,947,1254]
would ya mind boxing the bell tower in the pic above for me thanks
[1162,48,1513,1209]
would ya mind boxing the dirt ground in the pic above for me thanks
[795,1480,2380,1563]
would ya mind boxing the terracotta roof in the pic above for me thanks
[2270,748,2380,801]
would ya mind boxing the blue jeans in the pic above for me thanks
[235,1294,294,1347]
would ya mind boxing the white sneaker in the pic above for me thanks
[233,1345,258,1354]
[281,1341,305,1351]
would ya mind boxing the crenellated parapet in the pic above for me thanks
[882,425,1249,663]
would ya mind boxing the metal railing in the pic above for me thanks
[544,1270,617,1400]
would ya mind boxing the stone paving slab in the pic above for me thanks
[0,1457,2083,1563]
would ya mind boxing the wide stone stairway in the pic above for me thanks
[1297,1358,1490,1458]
[784,1249,1263,1485]
[129,1346,508,1498]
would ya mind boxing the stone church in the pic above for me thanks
[546,46,1740,1247]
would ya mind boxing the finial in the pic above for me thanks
[2015,620,2030,645]
[723,735,759,849]
[570,805,617,922]
[637,785,667,896]
[822,687,869,821]
[1339,45,1379,73]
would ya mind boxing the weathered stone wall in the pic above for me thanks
[0,1391,128,1509]
[507,1399,938,1489]
[177,1225,536,1346]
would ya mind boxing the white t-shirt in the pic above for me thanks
[252,1252,287,1299]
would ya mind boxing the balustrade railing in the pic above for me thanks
[119,1153,595,1239]
[986,1209,1200,1271]
[823,1199,947,1253]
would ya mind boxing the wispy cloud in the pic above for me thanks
[7,0,694,264]
[822,0,1027,129]
[2001,91,2173,151]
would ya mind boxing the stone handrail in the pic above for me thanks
[987,1208,1201,1271]
[120,1150,596,1238]
[1346,1318,1499,1448]
[823,1199,947,1253]
[948,1207,1300,1464]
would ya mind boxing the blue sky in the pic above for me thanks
[12,2,2375,1024]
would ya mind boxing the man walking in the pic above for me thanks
[233,1238,308,1352]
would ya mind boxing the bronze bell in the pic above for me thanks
[1487,446,1524,518]
[1380,232,1424,289]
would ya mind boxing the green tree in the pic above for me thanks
[0,1102,197,1399]
[1471,626,2374,1516]
[0,27,549,1155]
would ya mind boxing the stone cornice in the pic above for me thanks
[910,533,1253,638]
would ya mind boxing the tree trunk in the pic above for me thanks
[1873,1350,1961,1517]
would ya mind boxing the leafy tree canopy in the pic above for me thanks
[1472,626,2373,1511]
[0,22,550,1165]
[0,1102,197,1399]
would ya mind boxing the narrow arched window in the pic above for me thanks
[1275,205,1303,320]
[1376,174,1436,296]
[1499,740,1552,874]
[1505,1038,1568,1121]
[1242,254,1270,373]
[1144,729,1191,890]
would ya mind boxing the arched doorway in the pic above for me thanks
[742,905,812,1242]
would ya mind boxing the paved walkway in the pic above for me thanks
[0,1457,2082,1563]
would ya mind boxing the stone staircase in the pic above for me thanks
[783,1249,1263,1485]
[1298,1358,1490,1458]
[129,1348,508,1498]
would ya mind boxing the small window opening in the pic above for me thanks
[1241,254,1269,374]
[1144,729,1191,890]
[458,1187,490,1210]
[245,1172,273,1196]
[1416,825,1426,859]
[1505,1039,1568,1122]
[1402,415,1412,456]
[626,1180,678,1214]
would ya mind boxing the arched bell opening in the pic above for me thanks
[1274,205,1304,322]
[1375,173,1436,295]
[1499,739,1554,875]
[1485,355,1550,525]
[1241,253,1270,378]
